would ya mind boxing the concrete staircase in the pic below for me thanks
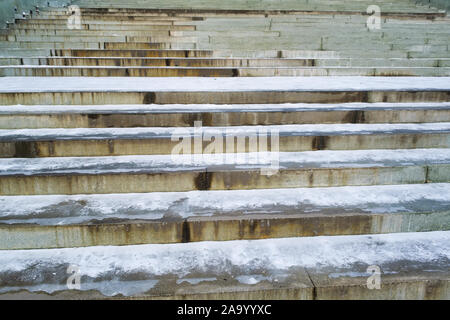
[0,0,449,300]
[1,0,450,76]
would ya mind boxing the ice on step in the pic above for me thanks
[0,183,449,225]
[1,102,450,114]
[1,122,450,141]
[0,231,448,296]
[1,149,450,176]
[1,76,450,92]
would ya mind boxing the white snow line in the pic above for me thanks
[0,231,448,277]
[0,76,449,92]
[0,183,449,224]
[0,102,450,114]
[1,122,450,141]
[1,149,450,175]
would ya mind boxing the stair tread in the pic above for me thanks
[1,149,450,176]
[1,102,450,114]
[1,76,450,92]
[1,183,449,226]
[0,231,448,298]
[2,122,450,141]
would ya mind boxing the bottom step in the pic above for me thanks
[0,231,448,300]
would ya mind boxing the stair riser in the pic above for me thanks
[0,67,236,77]
[15,19,187,26]
[1,211,448,249]
[1,91,449,105]
[11,25,196,31]
[0,42,196,50]
[2,109,449,129]
[0,57,450,69]
[1,165,447,195]
[2,67,449,77]
[27,16,201,21]
[52,49,213,57]
[4,57,448,68]
[1,279,447,300]
[0,58,315,68]
[1,133,448,158]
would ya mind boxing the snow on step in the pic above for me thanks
[2,122,450,141]
[0,76,450,92]
[1,149,450,176]
[0,231,448,297]
[1,102,450,114]
[0,183,449,225]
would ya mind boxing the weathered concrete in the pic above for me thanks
[2,66,450,77]
[1,90,449,105]
[0,0,449,300]
[1,210,448,250]
[0,162,446,195]
[0,131,449,158]
[1,105,450,128]
[0,232,448,300]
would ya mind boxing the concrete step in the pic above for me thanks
[8,27,446,42]
[0,148,449,195]
[0,183,449,249]
[316,58,450,68]
[49,49,336,59]
[0,77,448,105]
[0,41,104,49]
[14,19,192,26]
[2,66,449,77]
[5,49,421,61]
[1,102,449,129]
[4,56,450,69]
[0,49,52,58]
[9,30,178,37]
[43,2,444,14]
[50,1,447,15]
[0,231,448,299]
[6,35,202,44]
[29,16,203,22]
[1,123,450,158]
[7,30,280,38]
[0,66,239,77]
[51,49,214,58]
[9,23,445,36]
[9,24,197,31]
[0,41,197,50]
[0,57,316,67]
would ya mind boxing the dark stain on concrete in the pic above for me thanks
[194,172,212,191]
[201,113,213,127]
[14,141,38,158]
[181,220,191,243]
[345,110,366,123]
[87,113,99,127]
[47,141,55,156]
[143,92,156,104]
[184,113,203,126]
[312,136,328,151]
[107,139,114,154]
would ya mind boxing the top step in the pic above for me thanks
[67,0,445,16]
